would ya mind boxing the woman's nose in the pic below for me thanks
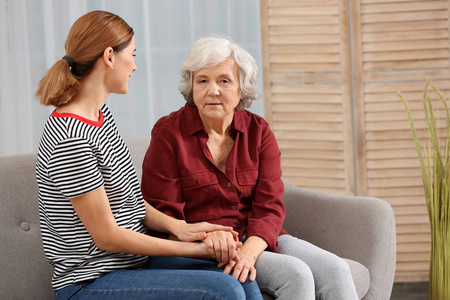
[207,83,220,96]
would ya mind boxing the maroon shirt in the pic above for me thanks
[141,103,286,252]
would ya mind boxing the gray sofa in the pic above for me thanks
[0,137,396,300]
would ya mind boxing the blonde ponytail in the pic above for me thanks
[35,58,80,106]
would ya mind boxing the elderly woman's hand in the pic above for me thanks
[221,236,268,283]
[202,230,242,264]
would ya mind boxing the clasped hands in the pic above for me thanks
[172,221,258,283]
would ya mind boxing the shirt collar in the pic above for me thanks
[184,103,246,136]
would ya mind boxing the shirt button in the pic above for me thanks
[227,182,232,187]
[232,206,237,210]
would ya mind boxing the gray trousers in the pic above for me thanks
[254,235,359,300]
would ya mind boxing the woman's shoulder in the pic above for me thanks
[153,105,186,129]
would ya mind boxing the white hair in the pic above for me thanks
[179,36,259,110]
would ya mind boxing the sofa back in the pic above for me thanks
[0,152,53,299]
[0,137,150,300]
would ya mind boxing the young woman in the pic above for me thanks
[35,11,262,300]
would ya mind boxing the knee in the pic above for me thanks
[325,257,352,279]
[287,259,315,286]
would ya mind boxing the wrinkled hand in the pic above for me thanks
[173,221,235,243]
[220,236,267,283]
[202,230,242,264]
[222,248,257,283]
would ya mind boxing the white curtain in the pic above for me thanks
[0,0,263,156]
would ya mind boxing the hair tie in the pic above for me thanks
[62,55,74,68]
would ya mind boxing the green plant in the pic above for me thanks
[398,78,449,300]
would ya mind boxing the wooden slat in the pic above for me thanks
[363,29,448,43]
[362,0,438,3]
[273,103,343,113]
[271,53,340,63]
[270,34,340,44]
[361,10,448,24]
[366,148,419,159]
[281,158,344,169]
[361,1,447,14]
[272,94,343,104]
[384,196,426,207]
[269,15,338,26]
[277,140,344,151]
[271,44,341,53]
[273,112,343,122]
[270,72,342,84]
[275,130,344,141]
[281,149,344,160]
[282,167,345,179]
[364,59,450,71]
[364,68,450,82]
[368,186,425,197]
[395,214,430,225]
[272,84,343,94]
[393,205,429,216]
[362,20,448,33]
[269,6,339,16]
[271,63,341,72]
[366,158,420,169]
[396,261,431,271]
[396,223,430,234]
[270,25,339,35]
[363,49,449,62]
[268,0,338,7]
[397,252,430,262]
[369,177,424,188]
[274,121,344,132]
[280,177,346,188]
[363,39,448,52]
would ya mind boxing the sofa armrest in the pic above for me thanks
[282,180,396,300]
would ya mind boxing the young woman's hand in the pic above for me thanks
[173,221,235,243]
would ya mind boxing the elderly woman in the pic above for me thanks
[141,37,358,300]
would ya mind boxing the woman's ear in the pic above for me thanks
[103,47,114,69]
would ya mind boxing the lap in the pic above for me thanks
[277,234,349,275]
[55,258,246,300]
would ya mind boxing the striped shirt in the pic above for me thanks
[36,104,147,290]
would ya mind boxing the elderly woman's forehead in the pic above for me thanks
[196,58,238,73]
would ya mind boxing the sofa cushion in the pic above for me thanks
[344,258,370,299]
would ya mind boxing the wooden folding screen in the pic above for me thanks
[260,0,356,196]
[351,0,450,282]
[260,0,450,282]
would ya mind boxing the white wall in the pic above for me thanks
[0,0,263,156]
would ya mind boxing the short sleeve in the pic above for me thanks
[47,138,104,199]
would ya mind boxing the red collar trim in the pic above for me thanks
[51,110,104,127]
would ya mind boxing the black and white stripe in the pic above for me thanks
[36,104,147,290]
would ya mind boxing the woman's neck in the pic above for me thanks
[200,115,233,136]
[56,72,109,121]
